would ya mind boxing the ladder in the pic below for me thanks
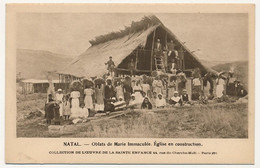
[154,56,166,72]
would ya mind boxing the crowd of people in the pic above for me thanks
[44,55,247,125]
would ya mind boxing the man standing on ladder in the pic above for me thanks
[154,38,166,72]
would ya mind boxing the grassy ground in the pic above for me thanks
[17,93,248,138]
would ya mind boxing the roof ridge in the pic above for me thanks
[89,15,162,46]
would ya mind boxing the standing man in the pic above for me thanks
[129,58,136,77]
[154,38,162,51]
[154,38,162,57]
[167,40,175,57]
[105,56,115,77]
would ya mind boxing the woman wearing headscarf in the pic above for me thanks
[155,93,166,108]
[169,91,182,106]
[141,97,153,109]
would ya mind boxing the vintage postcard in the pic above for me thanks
[6,3,254,164]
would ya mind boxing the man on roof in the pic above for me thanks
[105,56,115,77]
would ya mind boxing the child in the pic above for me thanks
[80,103,89,118]
[141,97,153,109]
[63,94,71,120]
[155,93,166,108]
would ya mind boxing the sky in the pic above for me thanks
[17,13,248,62]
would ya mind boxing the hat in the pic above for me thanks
[58,88,62,92]
[158,93,162,96]
[174,91,178,94]
[131,94,135,97]
[183,89,187,92]
[112,97,116,100]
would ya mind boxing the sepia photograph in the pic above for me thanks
[5,3,255,164]
[15,12,250,138]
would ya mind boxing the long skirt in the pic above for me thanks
[71,98,79,108]
[71,98,80,116]
[84,96,93,109]
[58,102,63,116]
[135,91,143,103]
[216,84,224,98]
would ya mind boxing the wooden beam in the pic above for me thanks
[150,29,156,72]
[116,68,151,73]
[135,48,138,70]
[165,31,167,48]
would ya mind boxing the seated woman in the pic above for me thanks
[169,91,182,106]
[141,97,152,109]
[104,97,116,113]
[180,89,192,106]
[70,103,89,119]
[155,93,166,108]
[112,96,127,111]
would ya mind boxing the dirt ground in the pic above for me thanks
[16,93,248,138]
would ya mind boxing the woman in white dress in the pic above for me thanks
[70,90,80,117]
[115,82,124,101]
[133,81,143,103]
[216,76,226,98]
[55,88,64,117]
[84,86,94,110]
[95,84,104,112]
[152,77,163,95]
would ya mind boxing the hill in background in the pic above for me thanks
[17,49,74,80]
[212,61,248,89]
[17,49,248,89]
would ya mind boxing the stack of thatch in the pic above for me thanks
[89,15,162,46]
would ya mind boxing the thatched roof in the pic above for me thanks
[59,15,216,78]
[59,24,159,77]
[89,15,162,46]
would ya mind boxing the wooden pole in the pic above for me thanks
[150,29,156,72]
[181,47,185,70]
[135,48,138,70]
[165,32,167,48]
[165,31,168,71]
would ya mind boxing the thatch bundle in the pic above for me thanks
[94,78,105,85]
[70,80,83,91]
[89,15,162,46]
[83,79,94,88]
